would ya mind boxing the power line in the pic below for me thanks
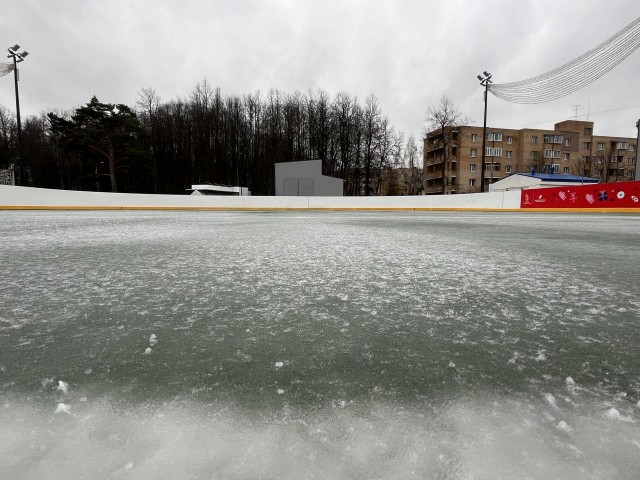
[0,63,15,77]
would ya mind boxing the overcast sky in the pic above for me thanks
[2,0,639,142]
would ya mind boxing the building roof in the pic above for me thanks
[518,173,598,183]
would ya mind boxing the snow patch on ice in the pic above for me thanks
[545,393,558,409]
[57,380,69,396]
[55,403,71,414]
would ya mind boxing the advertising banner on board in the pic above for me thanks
[520,181,640,209]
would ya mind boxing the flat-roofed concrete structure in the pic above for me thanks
[274,160,343,196]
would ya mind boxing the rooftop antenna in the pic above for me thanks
[571,104,583,120]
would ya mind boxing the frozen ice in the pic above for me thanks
[565,377,575,386]
[448,361,455,368]
[144,347,152,355]
[556,420,572,433]
[149,334,158,346]
[57,380,69,396]
[277,388,285,395]
[236,351,252,362]
[275,361,284,368]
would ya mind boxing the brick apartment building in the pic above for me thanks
[423,120,637,194]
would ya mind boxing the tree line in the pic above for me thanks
[0,81,423,195]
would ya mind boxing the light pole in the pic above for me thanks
[7,44,28,186]
[477,71,492,192]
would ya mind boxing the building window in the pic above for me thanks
[611,156,620,163]
[470,148,477,157]
[597,142,605,150]
[629,144,635,152]
[530,151,539,159]
[550,164,560,173]
[584,127,592,135]
[563,167,570,174]
[485,163,501,171]
[544,134,563,144]
[485,147,503,157]
[505,165,512,173]
[471,133,478,142]
[564,138,572,147]
[616,142,628,150]
[563,153,570,160]
[629,157,636,165]
[531,136,538,144]
[582,142,591,149]
[544,149,561,159]
[507,136,513,144]
[596,156,604,164]
[470,164,477,172]
[469,179,476,187]
[506,150,513,158]
[493,132,502,141]
[629,171,636,180]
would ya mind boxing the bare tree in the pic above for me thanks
[403,135,423,195]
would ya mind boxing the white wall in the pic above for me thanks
[0,185,521,211]
[275,160,344,196]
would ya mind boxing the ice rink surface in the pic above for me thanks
[1,211,639,479]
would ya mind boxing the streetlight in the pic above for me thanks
[477,71,492,193]
[7,44,28,186]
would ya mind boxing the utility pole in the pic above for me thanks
[7,45,28,186]
[477,72,492,192]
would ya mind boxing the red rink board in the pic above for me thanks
[520,181,640,209]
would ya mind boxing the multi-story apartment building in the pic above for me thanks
[423,120,637,194]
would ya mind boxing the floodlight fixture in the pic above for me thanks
[11,44,20,51]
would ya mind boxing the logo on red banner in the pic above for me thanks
[520,181,640,209]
